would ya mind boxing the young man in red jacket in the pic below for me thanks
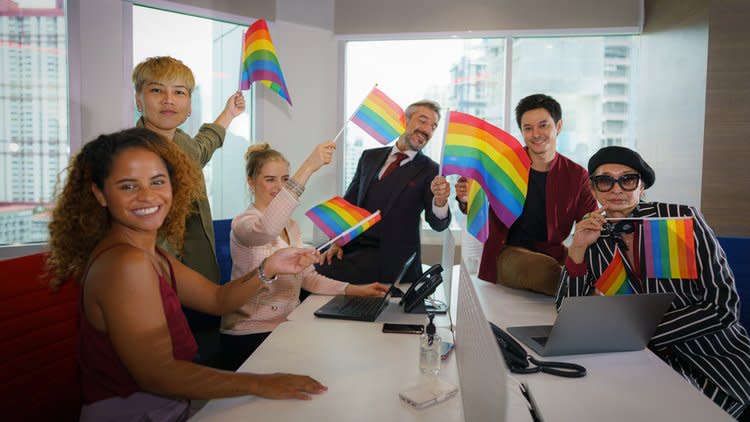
[456,94,596,295]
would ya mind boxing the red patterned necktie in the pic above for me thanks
[381,152,408,179]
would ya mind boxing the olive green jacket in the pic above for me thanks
[137,118,225,283]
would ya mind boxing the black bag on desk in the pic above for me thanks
[489,322,587,378]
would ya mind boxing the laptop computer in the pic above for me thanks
[313,252,417,322]
[506,293,675,356]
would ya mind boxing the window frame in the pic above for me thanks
[336,29,640,244]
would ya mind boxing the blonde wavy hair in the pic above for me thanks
[132,56,196,94]
[46,128,204,287]
[244,143,288,179]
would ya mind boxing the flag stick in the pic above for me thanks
[605,216,692,221]
[438,109,451,176]
[332,83,378,144]
[238,26,248,91]
[316,210,381,252]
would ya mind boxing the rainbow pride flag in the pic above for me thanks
[240,19,292,105]
[594,248,633,295]
[441,111,531,228]
[351,87,406,145]
[466,179,489,243]
[305,196,381,247]
[643,217,698,279]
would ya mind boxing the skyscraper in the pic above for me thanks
[0,0,67,244]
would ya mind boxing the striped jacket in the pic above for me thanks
[557,201,750,407]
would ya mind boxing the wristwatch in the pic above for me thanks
[258,258,278,284]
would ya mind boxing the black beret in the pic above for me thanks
[587,146,655,189]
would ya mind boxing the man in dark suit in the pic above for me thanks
[317,100,451,284]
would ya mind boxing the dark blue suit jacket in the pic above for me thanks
[343,146,451,283]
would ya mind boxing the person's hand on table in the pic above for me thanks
[251,373,327,400]
[345,282,389,297]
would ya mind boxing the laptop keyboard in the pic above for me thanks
[338,296,384,319]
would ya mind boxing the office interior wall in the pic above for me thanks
[701,0,750,236]
[74,0,130,144]
[253,18,339,241]
[635,0,708,209]
[168,0,275,20]
[335,0,643,34]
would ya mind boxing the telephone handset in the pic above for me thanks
[488,322,587,378]
[489,322,531,371]
[400,264,443,313]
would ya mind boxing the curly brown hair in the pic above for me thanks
[46,128,204,287]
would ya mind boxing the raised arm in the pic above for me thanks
[213,91,246,129]
[555,209,606,307]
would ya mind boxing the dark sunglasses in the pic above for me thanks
[590,174,641,192]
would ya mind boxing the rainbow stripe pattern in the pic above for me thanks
[466,179,489,243]
[240,19,292,105]
[351,87,406,145]
[305,196,381,246]
[442,111,531,228]
[594,248,633,295]
[643,217,698,279]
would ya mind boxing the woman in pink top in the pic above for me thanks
[47,128,327,421]
[221,142,387,370]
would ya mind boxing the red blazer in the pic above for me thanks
[477,152,596,283]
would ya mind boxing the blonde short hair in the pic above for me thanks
[132,56,196,94]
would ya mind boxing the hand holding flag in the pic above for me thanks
[441,111,531,228]
[305,196,381,250]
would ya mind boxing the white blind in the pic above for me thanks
[335,0,643,35]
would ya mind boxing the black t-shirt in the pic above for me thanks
[506,169,548,251]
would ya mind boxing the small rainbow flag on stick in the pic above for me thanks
[305,196,381,250]
[643,217,698,279]
[239,19,292,105]
[351,87,406,145]
[466,179,489,243]
[441,111,531,228]
[594,248,633,295]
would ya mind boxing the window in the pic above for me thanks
[133,5,253,220]
[0,0,68,246]
[343,34,638,230]
[344,39,506,229]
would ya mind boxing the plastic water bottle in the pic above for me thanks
[419,313,441,375]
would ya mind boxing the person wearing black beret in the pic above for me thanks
[559,145,750,419]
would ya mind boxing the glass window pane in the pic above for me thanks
[133,6,253,220]
[511,36,638,167]
[0,0,68,245]
[344,39,506,229]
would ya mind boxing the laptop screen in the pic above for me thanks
[388,252,417,296]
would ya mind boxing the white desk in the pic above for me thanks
[192,319,467,421]
[193,271,733,421]
[474,279,733,422]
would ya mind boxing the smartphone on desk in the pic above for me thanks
[440,341,455,360]
[382,323,424,334]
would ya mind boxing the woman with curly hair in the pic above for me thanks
[47,128,326,421]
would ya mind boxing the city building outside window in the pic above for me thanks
[344,35,639,231]
[0,0,68,246]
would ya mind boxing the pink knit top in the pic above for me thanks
[221,189,347,335]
